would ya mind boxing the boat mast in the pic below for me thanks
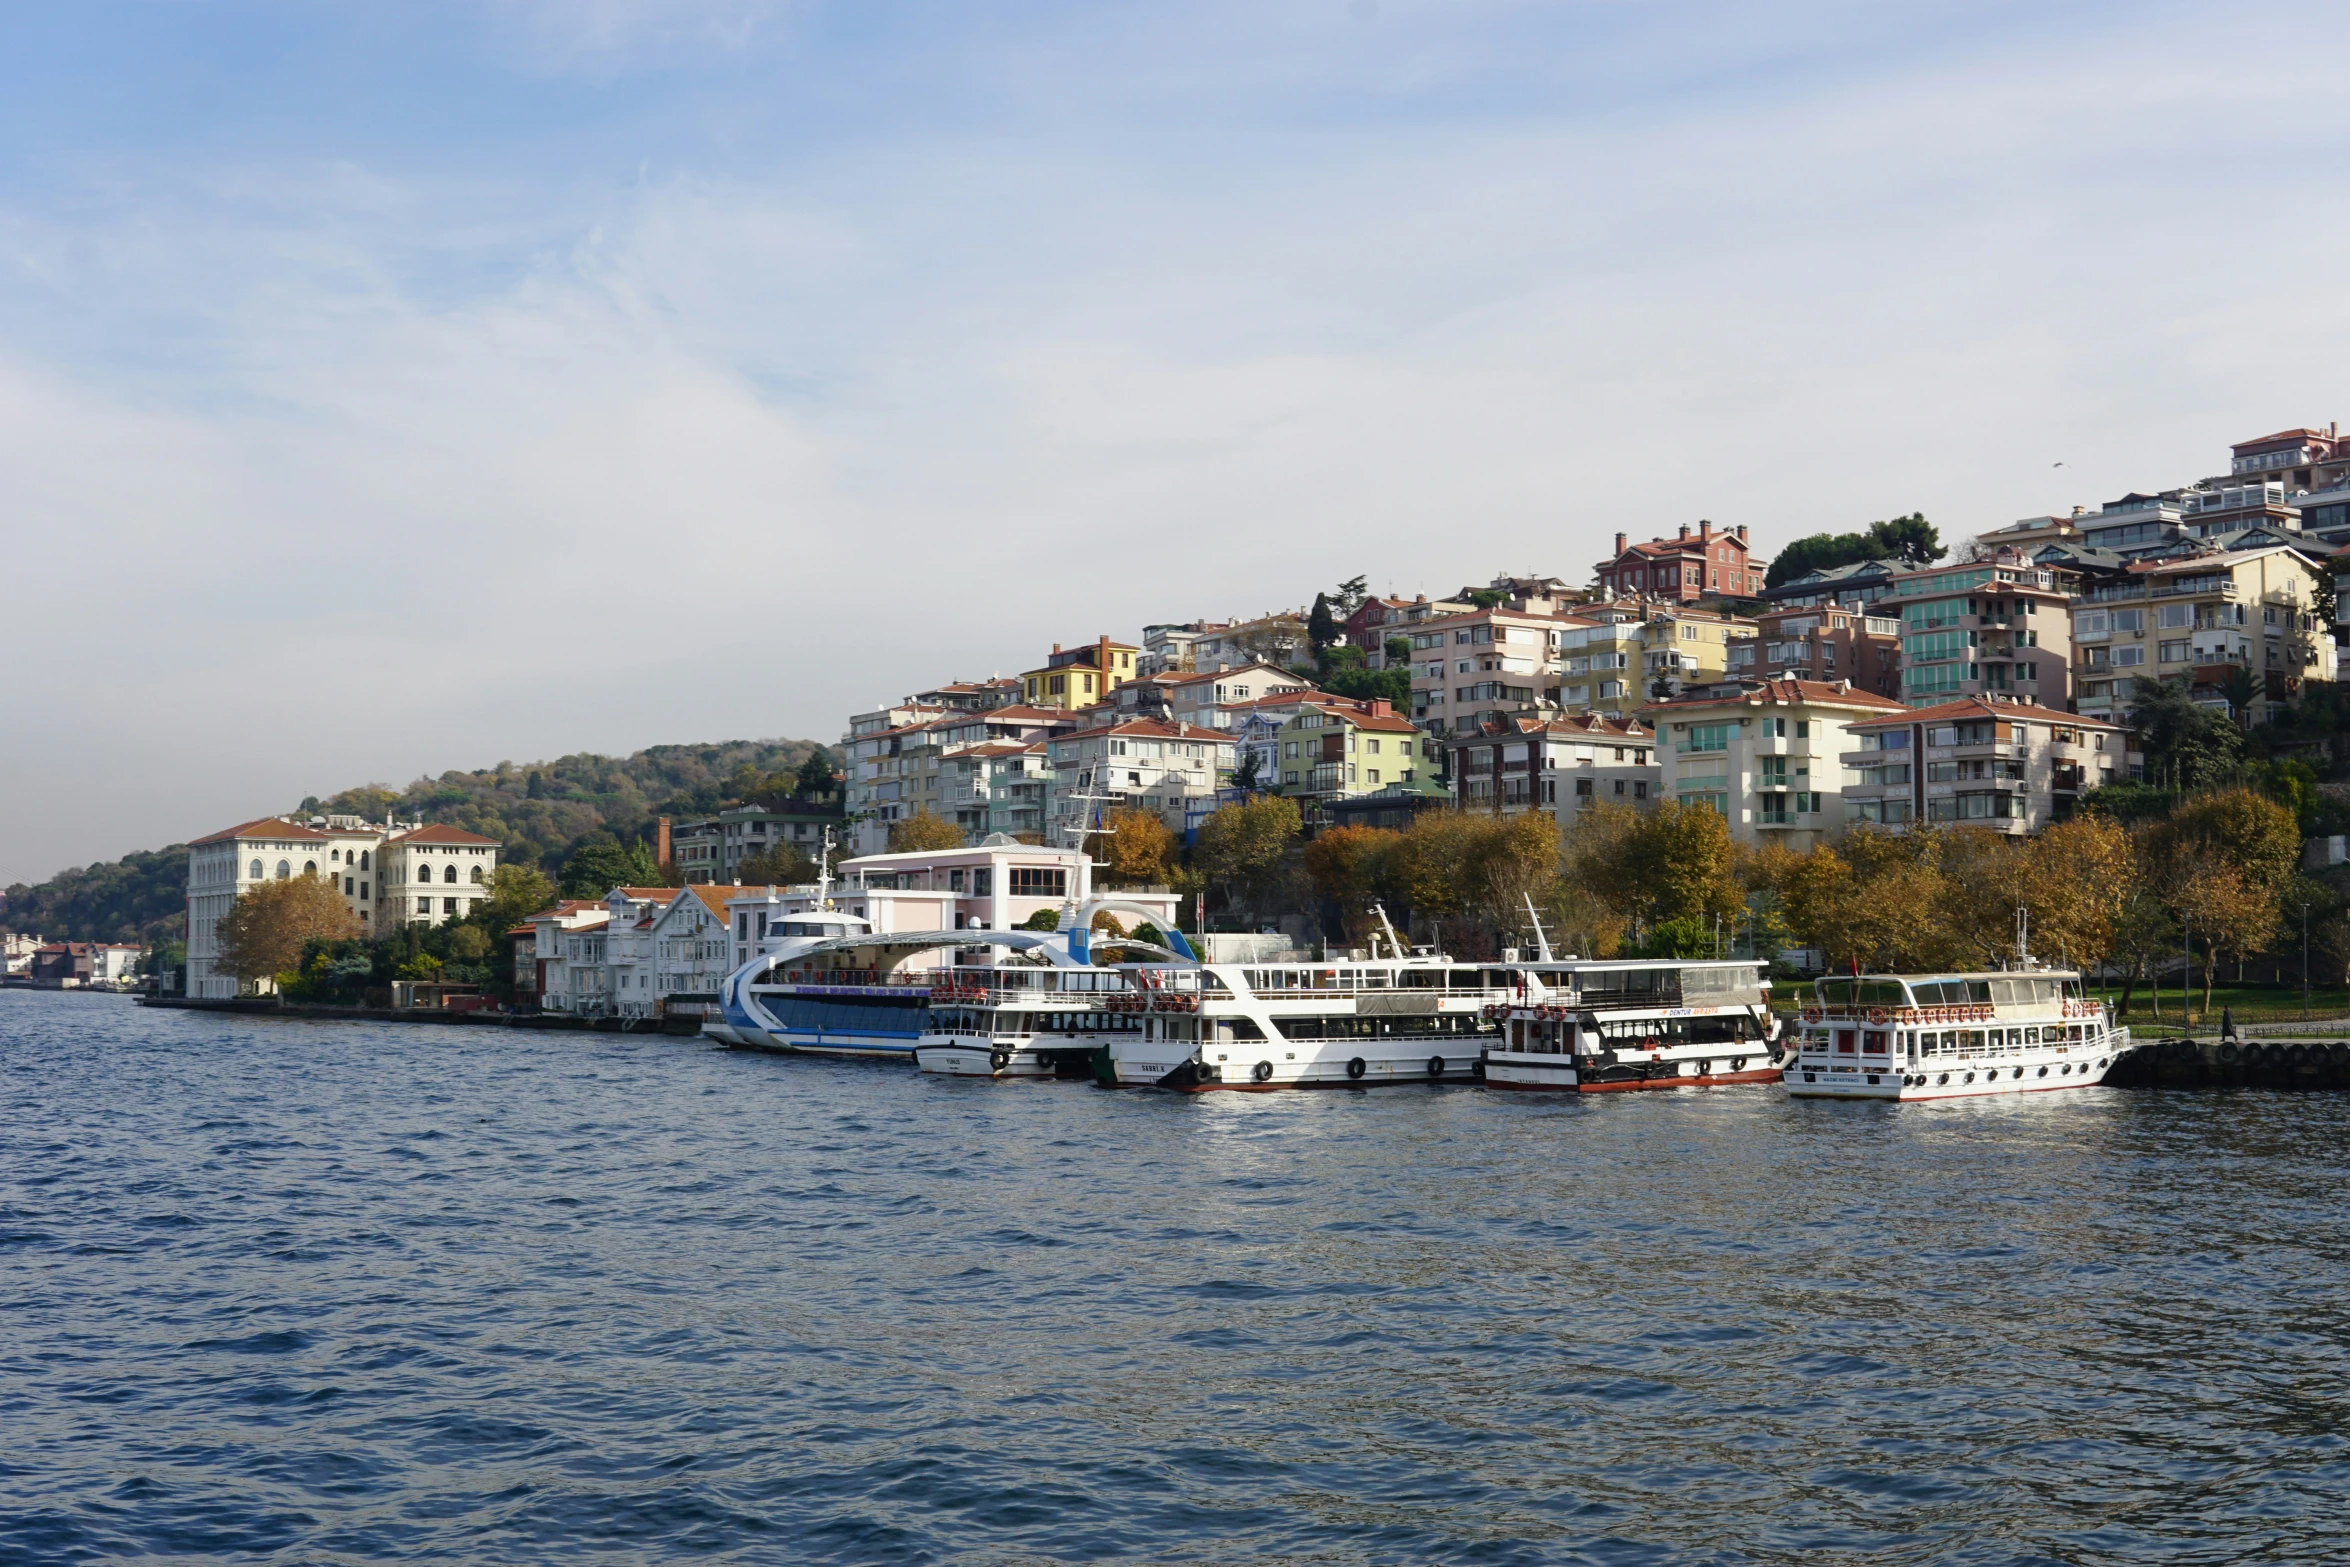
[1371,901,1404,961]
[816,827,835,912]
[1523,892,1555,963]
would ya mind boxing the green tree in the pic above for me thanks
[1761,513,1940,589]
[888,811,967,852]
[1322,664,1413,707]
[1333,574,1369,615]
[1018,907,1060,931]
[2144,787,2300,894]
[1868,512,1942,565]
[481,864,558,929]
[737,843,818,886]
[1195,795,1303,923]
[2127,676,2244,790]
[1308,592,1340,657]
[560,837,663,898]
[796,749,838,799]
[1383,635,1411,664]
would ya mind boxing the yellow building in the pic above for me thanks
[1270,698,1425,827]
[1018,638,1141,710]
[1558,603,1757,718]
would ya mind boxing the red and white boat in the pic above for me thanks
[1481,958,1787,1092]
[1783,966,2129,1100]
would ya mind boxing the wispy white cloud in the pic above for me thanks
[7,0,2350,880]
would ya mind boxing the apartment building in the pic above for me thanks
[844,702,1080,853]
[1140,621,1230,675]
[1731,604,1903,699]
[1642,679,1904,849]
[1562,604,1758,718]
[1018,638,1141,710]
[673,801,844,884]
[1755,557,1907,612]
[1405,606,1585,736]
[1044,718,1235,844]
[1185,613,1312,673]
[1881,552,2076,709]
[1594,521,1765,603]
[2073,544,2337,725]
[1110,662,1314,727]
[1443,713,1659,819]
[1269,698,1422,827]
[1842,699,2125,832]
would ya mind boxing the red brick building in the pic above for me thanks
[1595,521,1763,604]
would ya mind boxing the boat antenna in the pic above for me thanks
[2015,902,2031,969]
[1523,892,1555,963]
[1372,901,1403,961]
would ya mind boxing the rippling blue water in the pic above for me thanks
[4,991,2348,1564]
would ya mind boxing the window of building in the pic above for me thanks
[276,860,291,879]
[1009,867,1068,898]
[2158,640,2188,663]
[1683,724,1730,753]
[250,858,264,879]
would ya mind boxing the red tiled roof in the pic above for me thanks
[1847,697,2124,729]
[2231,428,2332,452]
[189,816,331,845]
[388,823,501,847]
[1641,678,1906,715]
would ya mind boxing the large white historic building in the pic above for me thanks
[184,815,502,998]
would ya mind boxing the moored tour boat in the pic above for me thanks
[1481,958,1788,1091]
[1784,967,2130,1100]
[1104,942,1507,1091]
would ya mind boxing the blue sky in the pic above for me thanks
[7,0,2349,882]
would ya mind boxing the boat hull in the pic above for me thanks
[1785,1047,2124,1100]
[1484,1052,1787,1092]
[913,1039,1107,1079]
[1111,1039,1484,1091]
[720,983,927,1060]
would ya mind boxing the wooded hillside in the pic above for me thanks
[2,737,832,944]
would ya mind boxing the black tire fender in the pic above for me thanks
[1426,1055,1446,1078]
[1251,1060,1273,1084]
[1346,1056,1366,1080]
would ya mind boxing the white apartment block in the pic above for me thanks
[1842,698,2125,832]
[1644,679,1907,850]
[1044,719,1235,846]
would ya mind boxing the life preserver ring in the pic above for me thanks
[1867,1007,1889,1025]
[1251,1060,1273,1083]
[1802,1007,1822,1024]
[1347,1056,1366,1080]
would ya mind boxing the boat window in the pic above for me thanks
[1834,1029,1856,1054]
[1815,978,1855,1007]
[1856,980,1907,1006]
[1861,1031,1889,1054]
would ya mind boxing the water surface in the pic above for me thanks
[4,990,2346,1564]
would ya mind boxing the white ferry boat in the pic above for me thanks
[1104,930,1506,1091]
[1481,958,1787,1091]
[911,903,1190,1079]
[1784,967,2130,1100]
[715,892,1189,1066]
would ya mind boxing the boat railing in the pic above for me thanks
[1798,1000,2104,1025]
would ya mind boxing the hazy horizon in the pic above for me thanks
[9,0,2350,885]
